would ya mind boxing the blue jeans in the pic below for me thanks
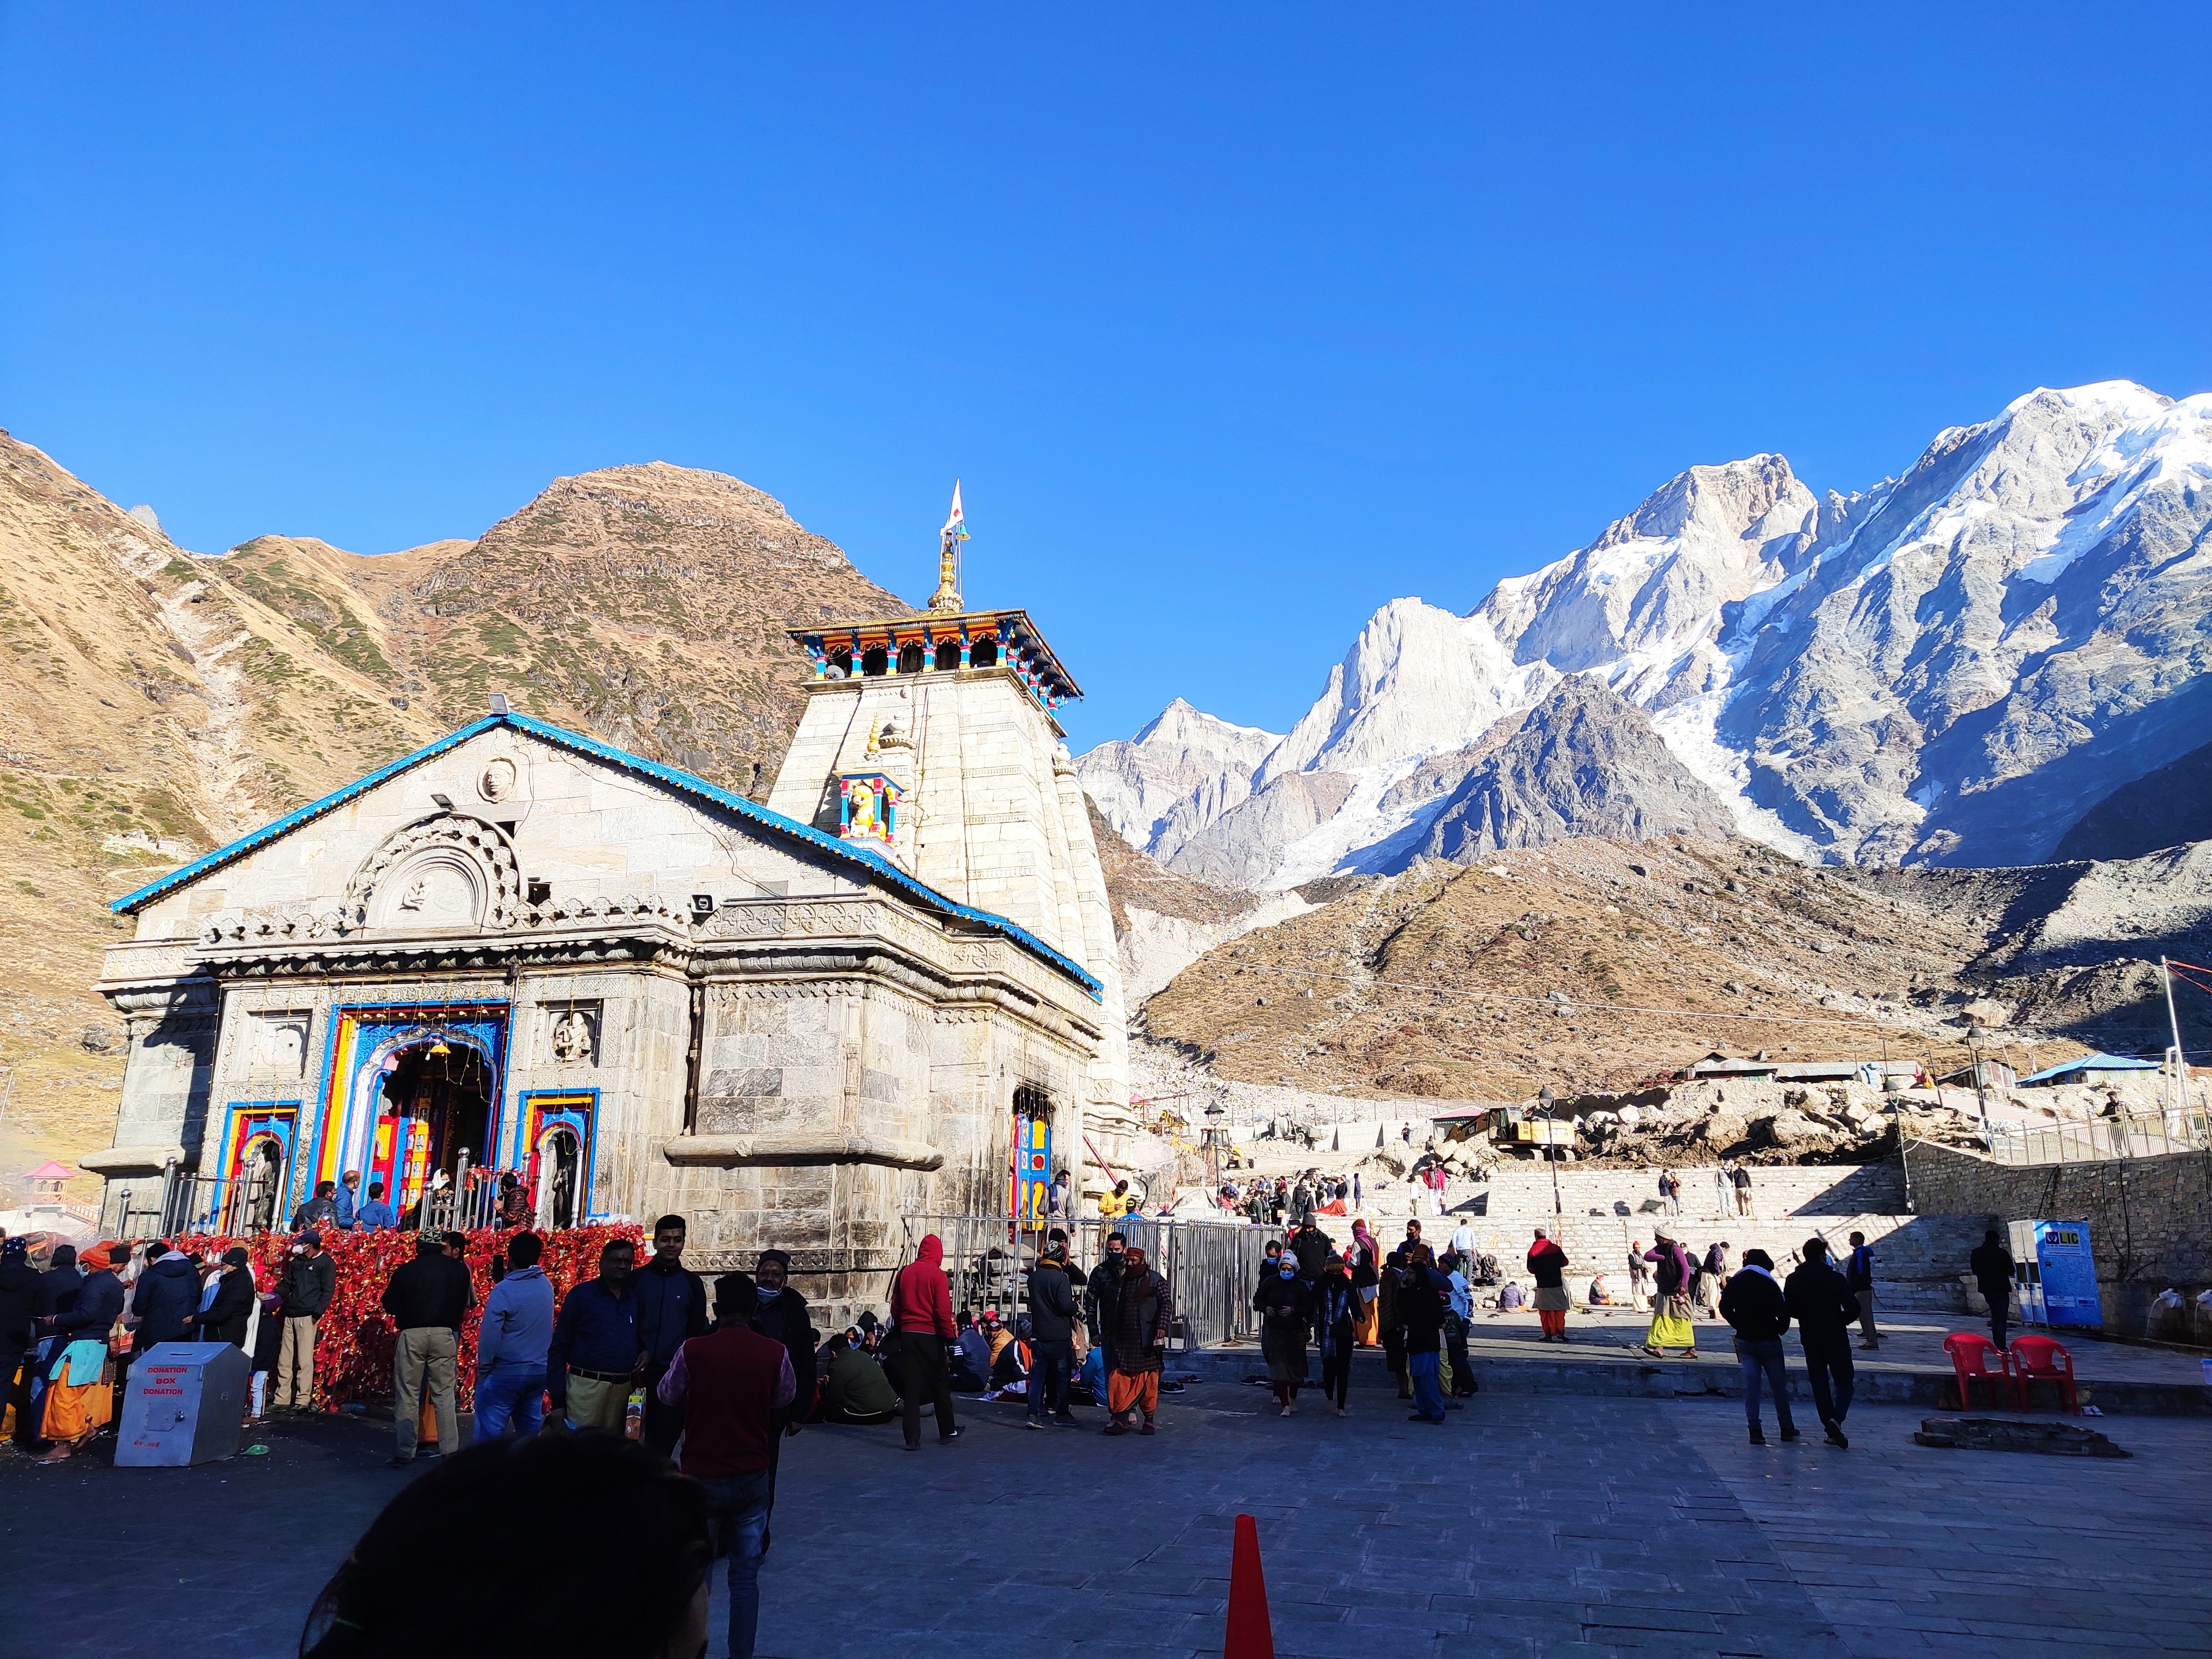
[472,1363,547,1441]
[699,1469,772,1659]
[1408,1350,1446,1421]
[1735,1338,1796,1432]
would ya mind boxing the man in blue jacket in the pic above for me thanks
[633,1215,706,1457]
[547,1237,641,1432]
[475,1231,555,1440]
[355,1180,399,1232]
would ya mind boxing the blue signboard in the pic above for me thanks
[2032,1220,2102,1328]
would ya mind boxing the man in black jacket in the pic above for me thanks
[1290,1219,1333,1284]
[1024,1245,1079,1428]
[1784,1238,1862,1448]
[1084,1232,1128,1370]
[272,1230,337,1411]
[1968,1229,2016,1354]
[380,1235,475,1464]
[750,1246,815,1555]
[1397,1246,1453,1425]
[131,1243,202,1353]
[182,1248,257,1347]
[1,1238,45,1448]
[1719,1248,1798,1444]
[634,1215,707,1458]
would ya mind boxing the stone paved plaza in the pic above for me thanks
[8,1381,2209,1659]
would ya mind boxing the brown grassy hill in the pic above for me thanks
[0,437,912,1193]
[1137,837,2081,1100]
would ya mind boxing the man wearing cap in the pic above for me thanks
[29,1241,127,1459]
[272,1228,336,1411]
[182,1247,257,1347]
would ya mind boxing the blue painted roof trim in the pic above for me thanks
[2017,1051,2160,1084]
[111,711,1104,1001]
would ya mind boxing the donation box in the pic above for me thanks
[2010,1219,2104,1329]
[117,1342,250,1467]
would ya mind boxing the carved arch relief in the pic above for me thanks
[346,814,523,932]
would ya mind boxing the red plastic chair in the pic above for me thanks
[1943,1333,2014,1410]
[2008,1335,2079,1415]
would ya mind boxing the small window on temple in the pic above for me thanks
[898,642,925,675]
[971,638,998,669]
[935,640,962,672]
[827,648,852,678]
[862,645,889,677]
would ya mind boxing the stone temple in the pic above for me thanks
[84,528,1134,1318]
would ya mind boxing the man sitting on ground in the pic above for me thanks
[948,1312,991,1392]
[816,1332,902,1425]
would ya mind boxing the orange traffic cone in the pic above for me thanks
[1224,1512,1275,1659]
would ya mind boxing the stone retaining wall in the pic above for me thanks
[1902,1141,2212,1339]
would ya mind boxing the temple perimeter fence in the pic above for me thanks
[897,1213,1275,1353]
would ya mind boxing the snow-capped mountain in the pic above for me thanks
[1074,698,1281,865]
[1077,382,2212,886]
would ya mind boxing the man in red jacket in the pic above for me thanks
[656,1272,795,1659]
[890,1233,962,1451]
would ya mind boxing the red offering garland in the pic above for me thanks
[173,1223,641,1410]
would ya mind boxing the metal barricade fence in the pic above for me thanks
[896,1212,1275,1353]
[1986,1107,2212,1167]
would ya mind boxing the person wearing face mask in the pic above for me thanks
[1252,1251,1313,1417]
[748,1249,815,1552]
[634,1216,708,1459]
[1085,1232,1130,1373]
[270,1229,335,1411]
[547,1238,642,1435]
[1103,1246,1173,1437]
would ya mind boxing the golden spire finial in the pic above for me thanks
[928,481,968,612]
[865,717,881,755]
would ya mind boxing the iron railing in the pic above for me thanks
[896,1211,1276,1353]
[1986,1107,2212,1167]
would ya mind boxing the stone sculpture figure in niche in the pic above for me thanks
[550,1009,593,1063]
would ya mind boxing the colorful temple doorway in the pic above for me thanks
[370,1038,496,1217]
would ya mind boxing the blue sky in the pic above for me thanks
[3,6,2206,753]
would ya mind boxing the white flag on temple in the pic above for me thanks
[941,481,969,541]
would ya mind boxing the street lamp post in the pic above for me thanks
[1537,1085,1561,1215]
[1966,1024,1992,1144]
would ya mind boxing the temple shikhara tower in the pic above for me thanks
[768,489,1135,1166]
[82,491,1137,1321]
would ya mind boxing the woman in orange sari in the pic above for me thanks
[1349,1221,1381,1347]
[35,1241,126,1460]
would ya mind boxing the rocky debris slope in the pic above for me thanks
[1130,833,2201,1105]
[2053,735,2212,863]
[0,437,912,1182]
[1083,382,2212,884]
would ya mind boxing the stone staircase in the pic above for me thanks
[1444,1162,1986,1312]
